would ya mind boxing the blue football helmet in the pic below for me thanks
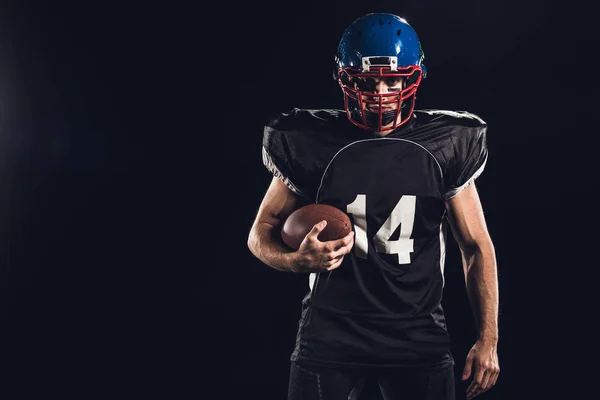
[335,13,427,132]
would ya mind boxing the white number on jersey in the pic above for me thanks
[347,194,416,264]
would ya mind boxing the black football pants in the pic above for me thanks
[288,361,455,400]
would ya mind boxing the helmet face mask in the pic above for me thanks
[334,13,427,133]
[338,64,424,132]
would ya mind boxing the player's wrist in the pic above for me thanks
[477,333,499,346]
[281,250,303,273]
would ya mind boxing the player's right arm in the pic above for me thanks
[247,176,354,273]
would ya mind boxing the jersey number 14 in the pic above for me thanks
[347,194,416,264]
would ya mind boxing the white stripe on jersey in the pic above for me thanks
[439,218,447,288]
[309,272,316,291]
[262,146,305,197]
[315,138,444,203]
[444,155,487,200]
[419,109,486,125]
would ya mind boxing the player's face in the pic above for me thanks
[353,76,405,133]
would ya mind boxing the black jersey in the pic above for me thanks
[262,108,488,369]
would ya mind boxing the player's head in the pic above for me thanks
[334,13,426,133]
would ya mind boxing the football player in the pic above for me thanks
[248,13,500,400]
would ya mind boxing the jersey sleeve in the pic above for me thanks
[261,110,308,198]
[444,117,488,199]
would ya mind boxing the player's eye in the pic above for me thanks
[385,77,403,89]
[354,78,376,91]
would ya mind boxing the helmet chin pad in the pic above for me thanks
[365,109,396,127]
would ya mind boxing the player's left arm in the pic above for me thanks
[445,181,500,400]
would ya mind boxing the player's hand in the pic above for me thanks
[292,220,354,273]
[462,339,500,399]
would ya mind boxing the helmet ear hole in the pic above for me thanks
[338,70,352,86]
[405,69,422,87]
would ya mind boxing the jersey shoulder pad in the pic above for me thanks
[265,107,344,131]
[416,109,486,129]
[262,108,346,199]
[414,109,488,199]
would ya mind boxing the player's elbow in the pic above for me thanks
[247,234,253,253]
[247,222,269,258]
[460,236,495,261]
[459,241,478,258]
[247,227,259,257]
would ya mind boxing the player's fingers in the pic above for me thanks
[466,380,478,400]
[462,354,474,381]
[328,254,344,265]
[326,256,344,271]
[488,366,500,388]
[329,236,354,258]
[306,220,327,240]
[342,229,355,240]
[466,365,485,400]
[328,231,355,251]
[479,368,492,393]
[469,383,488,400]
[481,360,499,391]
[325,249,348,267]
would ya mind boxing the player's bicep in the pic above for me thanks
[253,176,310,228]
[444,182,492,253]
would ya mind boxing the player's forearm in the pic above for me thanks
[248,222,297,272]
[462,242,499,344]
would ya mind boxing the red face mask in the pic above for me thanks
[337,63,424,132]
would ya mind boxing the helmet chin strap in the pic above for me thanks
[365,109,397,128]
[349,108,399,131]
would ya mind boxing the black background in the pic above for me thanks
[1,0,598,399]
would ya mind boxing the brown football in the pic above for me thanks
[281,204,352,250]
